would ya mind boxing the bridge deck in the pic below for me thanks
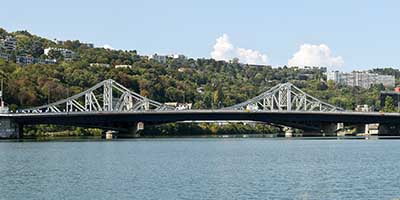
[3,110,400,129]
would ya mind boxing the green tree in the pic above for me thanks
[213,87,223,108]
[383,96,397,112]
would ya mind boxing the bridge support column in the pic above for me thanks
[105,130,115,140]
[320,123,339,137]
[283,127,294,137]
[365,123,379,136]
[124,122,144,138]
[0,117,21,139]
[127,125,140,138]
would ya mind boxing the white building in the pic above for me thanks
[172,54,186,60]
[115,64,132,69]
[355,104,372,112]
[164,102,192,110]
[327,71,395,89]
[149,54,167,64]
[90,63,111,68]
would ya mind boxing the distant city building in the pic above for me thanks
[0,36,17,51]
[44,47,76,60]
[327,71,395,89]
[90,63,111,68]
[115,64,132,69]
[16,55,56,65]
[149,54,167,64]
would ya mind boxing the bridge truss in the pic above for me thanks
[21,79,173,113]
[224,83,343,112]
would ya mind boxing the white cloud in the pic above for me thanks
[102,44,114,50]
[211,34,234,61]
[211,34,269,65]
[237,48,269,65]
[288,44,344,68]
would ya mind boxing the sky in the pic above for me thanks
[1,0,399,71]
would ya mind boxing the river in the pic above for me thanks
[0,138,400,199]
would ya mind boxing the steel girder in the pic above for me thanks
[20,79,173,113]
[224,83,343,112]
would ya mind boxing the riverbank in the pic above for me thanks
[4,134,400,142]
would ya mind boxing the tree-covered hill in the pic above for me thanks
[0,27,397,112]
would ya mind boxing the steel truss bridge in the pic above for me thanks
[3,79,400,137]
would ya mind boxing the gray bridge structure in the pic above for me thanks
[1,79,400,138]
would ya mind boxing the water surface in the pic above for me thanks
[1,138,399,199]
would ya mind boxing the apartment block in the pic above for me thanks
[327,71,395,89]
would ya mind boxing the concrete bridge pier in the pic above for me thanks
[127,123,141,138]
[283,127,294,137]
[0,118,22,139]
[121,122,144,138]
[320,123,339,137]
[104,130,115,140]
[365,124,379,135]
[102,122,145,139]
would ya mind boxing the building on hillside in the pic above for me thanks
[177,68,192,73]
[16,55,34,65]
[149,54,167,64]
[36,58,57,65]
[171,54,187,61]
[115,64,132,69]
[165,102,192,110]
[327,71,395,89]
[0,52,10,61]
[16,55,56,65]
[44,47,76,60]
[355,105,373,112]
[0,36,17,51]
[90,63,111,68]
[293,66,327,72]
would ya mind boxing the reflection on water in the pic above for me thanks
[1,138,400,199]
